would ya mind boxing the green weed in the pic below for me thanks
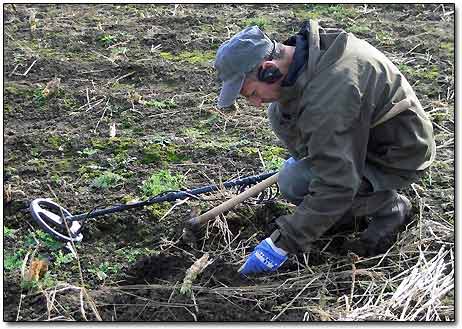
[108,150,137,169]
[398,64,414,77]
[98,33,117,46]
[322,4,357,20]
[53,159,71,172]
[265,156,286,171]
[241,17,271,29]
[3,104,12,113]
[142,144,164,164]
[26,158,47,172]
[142,143,183,165]
[26,230,63,251]
[91,137,138,152]
[419,66,440,80]
[50,174,65,185]
[33,88,46,107]
[198,112,220,129]
[376,30,395,46]
[91,171,124,189]
[121,112,135,129]
[53,250,74,267]
[78,163,105,181]
[62,94,80,110]
[146,203,171,218]
[398,64,440,81]
[150,134,172,147]
[440,42,454,57]
[420,170,433,189]
[4,83,27,96]
[262,146,287,170]
[141,169,185,197]
[88,261,121,281]
[432,160,451,172]
[4,252,23,271]
[241,145,286,170]
[195,136,252,154]
[241,146,258,155]
[293,5,320,20]
[4,227,16,238]
[115,247,158,263]
[294,4,357,21]
[30,147,40,157]
[77,147,98,157]
[21,272,57,290]
[144,99,177,110]
[182,127,206,139]
[349,23,370,35]
[47,135,64,149]
[110,81,136,92]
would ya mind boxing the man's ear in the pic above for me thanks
[258,61,283,84]
[261,61,277,71]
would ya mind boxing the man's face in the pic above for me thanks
[240,78,281,107]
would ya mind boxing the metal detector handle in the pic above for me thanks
[188,172,279,227]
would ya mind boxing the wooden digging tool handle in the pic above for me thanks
[187,172,279,227]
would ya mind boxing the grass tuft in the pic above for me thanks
[141,169,185,197]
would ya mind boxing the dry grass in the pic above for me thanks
[4,3,454,321]
[83,199,454,321]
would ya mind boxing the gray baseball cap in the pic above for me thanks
[214,26,273,108]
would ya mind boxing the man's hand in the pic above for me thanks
[238,237,288,276]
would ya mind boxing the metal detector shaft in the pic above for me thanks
[64,171,278,222]
[30,171,279,242]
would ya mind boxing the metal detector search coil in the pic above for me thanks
[29,198,84,242]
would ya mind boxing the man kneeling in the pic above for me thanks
[213,21,435,275]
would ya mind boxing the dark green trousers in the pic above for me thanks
[274,157,421,252]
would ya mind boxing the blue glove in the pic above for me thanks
[238,237,288,276]
[284,156,297,166]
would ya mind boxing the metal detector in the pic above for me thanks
[29,171,279,243]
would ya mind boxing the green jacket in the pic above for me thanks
[268,20,436,252]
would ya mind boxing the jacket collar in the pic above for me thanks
[274,20,320,117]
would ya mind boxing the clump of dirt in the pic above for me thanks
[124,253,192,284]
[98,253,269,321]
[202,261,243,285]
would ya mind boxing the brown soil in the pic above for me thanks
[3,3,454,321]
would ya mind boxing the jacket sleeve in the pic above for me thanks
[275,83,370,253]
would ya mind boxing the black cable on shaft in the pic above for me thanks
[66,171,278,222]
